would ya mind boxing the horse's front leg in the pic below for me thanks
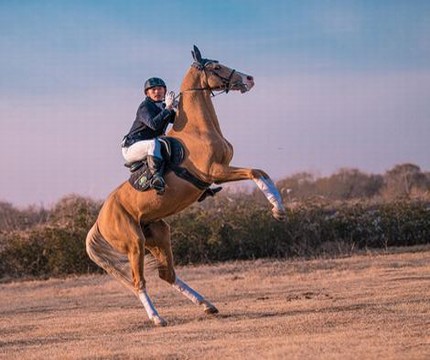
[210,164,286,221]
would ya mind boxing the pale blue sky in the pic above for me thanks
[1,1,429,206]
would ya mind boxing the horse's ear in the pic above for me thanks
[192,45,202,63]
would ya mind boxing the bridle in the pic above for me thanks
[180,61,237,98]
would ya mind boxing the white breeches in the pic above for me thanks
[122,139,162,163]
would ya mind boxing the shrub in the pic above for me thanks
[0,195,102,280]
[0,193,429,281]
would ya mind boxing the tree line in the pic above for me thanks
[274,163,430,201]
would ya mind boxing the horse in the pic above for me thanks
[86,46,286,327]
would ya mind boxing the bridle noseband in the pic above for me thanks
[182,61,237,97]
[206,65,236,94]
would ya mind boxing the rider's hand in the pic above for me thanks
[165,91,175,110]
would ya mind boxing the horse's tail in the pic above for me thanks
[86,222,135,292]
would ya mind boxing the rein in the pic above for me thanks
[177,88,227,99]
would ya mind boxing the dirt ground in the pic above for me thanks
[1,249,429,360]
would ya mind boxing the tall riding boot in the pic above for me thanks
[147,155,166,195]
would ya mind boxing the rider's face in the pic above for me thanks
[147,86,166,102]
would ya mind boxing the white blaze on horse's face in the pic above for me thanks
[236,70,255,93]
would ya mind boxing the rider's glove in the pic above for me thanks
[172,99,179,112]
[165,91,175,110]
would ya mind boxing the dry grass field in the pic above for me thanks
[1,248,429,359]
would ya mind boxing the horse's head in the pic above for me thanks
[190,45,254,94]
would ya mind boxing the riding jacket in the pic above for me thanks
[122,97,176,147]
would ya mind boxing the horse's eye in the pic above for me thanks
[213,65,222,70]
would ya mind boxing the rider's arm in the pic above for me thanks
[137,105,175,131]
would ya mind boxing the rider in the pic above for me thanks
[122,77,222,199]
[121,77,176,195]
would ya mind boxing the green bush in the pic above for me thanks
[169,197,430,262]
[0,226,101,280]
[0,193,429,281]
[0,195,102,280]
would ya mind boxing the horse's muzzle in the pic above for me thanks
[239,74,254,93]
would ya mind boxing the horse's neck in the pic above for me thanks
[173,66,222,137]
[167,68,232,178]
[170,67,223,136]
[173,91,223,137]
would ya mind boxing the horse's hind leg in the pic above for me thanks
[126,238,163,326]
[142,220,176,284]
[89,214,167,327]
[144,220,219,315]
[123,223,167,327]
[173,277,219,314]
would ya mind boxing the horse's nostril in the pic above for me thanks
[247,76,253,81]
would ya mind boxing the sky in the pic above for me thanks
[1,0,430,207]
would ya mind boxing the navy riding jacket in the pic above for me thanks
[124,97,175,146]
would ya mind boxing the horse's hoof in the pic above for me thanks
[152,316,167,327]
[202,300,219,314]
[272,208,287,222]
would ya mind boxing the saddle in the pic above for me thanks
[125,137,212,192]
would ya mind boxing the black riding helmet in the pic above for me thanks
[144,77,166,93]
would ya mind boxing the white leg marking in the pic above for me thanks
[138,290,167,326]
[138,290,159,319]
[172,277,204,305]
[254,177,285,212]
[172,277,219,314]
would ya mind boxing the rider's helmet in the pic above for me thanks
[144,77,166,93]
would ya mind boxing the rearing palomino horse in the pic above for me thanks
[86,46,286,326]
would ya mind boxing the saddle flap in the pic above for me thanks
[128,159,153,191]
[126,137,185,192]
